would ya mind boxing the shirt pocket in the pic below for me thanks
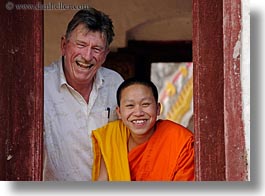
[89,107,118,129]
[107,107,118,122]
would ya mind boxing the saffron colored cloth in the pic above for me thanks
[92,120,131,181]
[129,120,194,181]
[92,119,194,181]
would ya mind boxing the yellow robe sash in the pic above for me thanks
[91,120,131,181]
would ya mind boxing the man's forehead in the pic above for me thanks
[70,24,106,42]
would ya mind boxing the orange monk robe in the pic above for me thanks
[91,119,194,181]
[129,120,194,181]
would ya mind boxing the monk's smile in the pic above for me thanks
[131,119,147,125]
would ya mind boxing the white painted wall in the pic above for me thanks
[241,0,250,181]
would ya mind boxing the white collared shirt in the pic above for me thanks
[43,58,123,181]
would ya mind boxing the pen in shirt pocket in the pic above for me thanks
[106,107,110,119]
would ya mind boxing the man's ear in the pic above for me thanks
[101,48,110,65]
[61,36,67,56]
[116,106,122,119]
[105,47,110,55]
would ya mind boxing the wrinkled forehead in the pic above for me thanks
[68,23,107,43]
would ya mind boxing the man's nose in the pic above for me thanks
[81,47,93,61]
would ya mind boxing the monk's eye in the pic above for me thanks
[142,102,151,107]
[125,104,134,108]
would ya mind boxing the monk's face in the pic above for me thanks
[116,84,161,137]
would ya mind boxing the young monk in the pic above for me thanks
[91,77,194,181]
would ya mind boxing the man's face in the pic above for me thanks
[61,23,109,86]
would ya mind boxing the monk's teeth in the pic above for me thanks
[132,120,145,124]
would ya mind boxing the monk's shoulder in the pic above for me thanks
[157,119,193,138]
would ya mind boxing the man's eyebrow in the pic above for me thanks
[75,39,105,49]
[75,40,87,44]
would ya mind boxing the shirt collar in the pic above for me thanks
[94,67,104,90]
[58,58,67,87]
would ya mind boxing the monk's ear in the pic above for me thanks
[116,106,122,119]
[157,103,161,116]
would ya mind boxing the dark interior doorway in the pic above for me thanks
[103,40,192,80]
